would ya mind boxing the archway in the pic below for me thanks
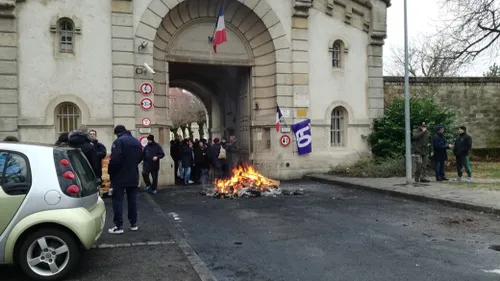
[168,87,209,140]
[135,0,291,159]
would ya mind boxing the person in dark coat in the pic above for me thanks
[89,130,107,181]
[194,140,210,185]
[453,126,473,182]
[142,135,165,194]
[181,139,194,185]
[210,138,224,180]
[108,125,143,234]
[68,130,100,177]
[171,135,183,180]
[225,135,239,174]
[432,126,453,181]
[55,133,69,146]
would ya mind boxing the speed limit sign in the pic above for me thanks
[140,82,153,95]
[139,98,153,111]
[280,135,291,147]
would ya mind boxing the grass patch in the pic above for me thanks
[329,157,405,178]
[445,161,500,178]
[331,157,500,179]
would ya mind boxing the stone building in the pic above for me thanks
[0,0,390,184]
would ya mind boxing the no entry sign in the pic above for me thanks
[280,135,291,147]
[139,136,148,148]
[139,98,153,111]
[140,82,153,95]
[141,117,151,127]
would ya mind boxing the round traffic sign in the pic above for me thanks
[141,117,152,127]
[280,135,291,147]
[140,82,153,95]
[139,136,148,148]
[139,98,153,111]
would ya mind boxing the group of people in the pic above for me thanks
[169,135,239,185]
[412,122,473,183]
[55,125,165,235]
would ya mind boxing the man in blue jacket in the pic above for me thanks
[432,126,453,181]
[142,134,165,195]
[108,125,143,234]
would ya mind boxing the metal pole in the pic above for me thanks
[403,0,412,184]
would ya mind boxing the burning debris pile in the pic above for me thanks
[208,165,285,198]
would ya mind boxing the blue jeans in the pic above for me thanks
[183,167,192,184]
[434,160,445,180]
[112,186,138,228]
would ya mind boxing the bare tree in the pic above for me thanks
[483,62,500,76]
[385,33,468,77]
[439,0,500,62]
[168,88,207,136]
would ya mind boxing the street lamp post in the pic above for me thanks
[403,0,412,184]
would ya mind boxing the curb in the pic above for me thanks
[306,175,500,215]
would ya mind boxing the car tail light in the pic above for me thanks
[67,185,80,194]
[62,171,75,180]
[59,159,70,166]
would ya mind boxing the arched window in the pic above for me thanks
[59,19,74,53]
[330,106,346,146]
[56,102,80,134]
[330,40,346,68]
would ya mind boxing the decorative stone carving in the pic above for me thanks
[293,0,312,17]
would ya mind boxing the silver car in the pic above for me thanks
[0,142,106,281]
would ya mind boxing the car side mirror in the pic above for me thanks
[1,182,30,196]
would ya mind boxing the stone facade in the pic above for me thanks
[1,0,391,184]
[384,76,500,149]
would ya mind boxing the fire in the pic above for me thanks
[213,164,280,197]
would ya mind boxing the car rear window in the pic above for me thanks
[66,150,98,197]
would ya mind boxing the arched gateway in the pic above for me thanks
[134,0,292,184]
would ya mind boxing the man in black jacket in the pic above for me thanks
[453,126,472,183]
[432,126,453,181]
[108,125,143,234]
[142,135,165,195]
[89,130,107,181]
[68,129,100,177]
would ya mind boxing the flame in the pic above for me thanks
[214,164,280,196]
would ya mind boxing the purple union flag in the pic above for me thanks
[291,119,312,156]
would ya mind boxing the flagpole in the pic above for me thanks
[403,0,412,185]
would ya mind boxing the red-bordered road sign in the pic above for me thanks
[139,136,148,148]
[280,135,291,147]
[140,82,153,95]
[139,98,153,111]
[141,117,152,127]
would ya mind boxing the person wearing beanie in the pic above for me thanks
[432,126,453,181]
[108,125,143,234]
[142,134,165,194]
[411,122,433,183]
[453,126,473,182]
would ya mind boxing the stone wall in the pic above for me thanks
[384,77,500,148]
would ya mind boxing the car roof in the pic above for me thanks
[0,142,78,151]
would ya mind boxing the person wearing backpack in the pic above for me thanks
[211,138,225,180]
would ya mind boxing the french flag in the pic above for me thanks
[213,4,227,53]
[276,105,284,132]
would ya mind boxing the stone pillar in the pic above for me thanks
[111,0,136,134]
[291,0,312,124]
[0,1,19,139]
[367,0,390,122]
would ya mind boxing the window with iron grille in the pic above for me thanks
[332,43,341,68]
[59,20,74,53]
[56,102,80,134]
[330,107,346,146]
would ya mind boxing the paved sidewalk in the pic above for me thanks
[307,174,500,214]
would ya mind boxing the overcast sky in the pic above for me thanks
[384,0,494,76]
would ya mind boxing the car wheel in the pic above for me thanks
[18,228,81,281]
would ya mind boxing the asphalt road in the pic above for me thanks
[3,180,500,281]
[155,181,500,281]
